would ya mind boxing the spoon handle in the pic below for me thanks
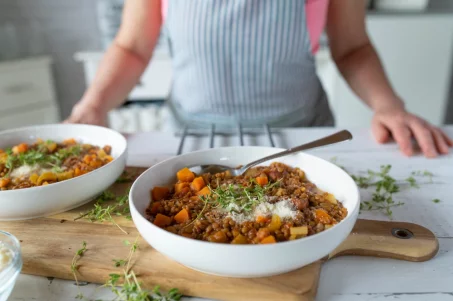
[242,130,353,171]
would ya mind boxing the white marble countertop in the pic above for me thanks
[8,126,453,301]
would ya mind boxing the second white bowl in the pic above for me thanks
[0,124,127,221]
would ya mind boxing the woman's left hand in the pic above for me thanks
[371,109,453,158]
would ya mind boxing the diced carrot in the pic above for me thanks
[197,186,211,196]
[178,187,191,196]
[255,175,268,186]
[256,215,269,223]
[190,176,205,192]
[150,202,161,214]
[260,235,276,244]
[89,160,102,168]
[314,208,332,224]
[151,186,170,201]
[231,234,248,244]
[153,214,172,227]
[174,208,190,224]
[74,168,82,177]
[0,178,10,188]
[63,138,77,145]
[176,167,195,182]
[83,155,93,164]
[12,143,28,154]
[175,182,189,193]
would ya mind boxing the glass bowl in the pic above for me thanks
[0,231,22,301]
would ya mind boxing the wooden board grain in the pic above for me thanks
[0,167,440,301]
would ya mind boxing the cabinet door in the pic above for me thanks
[322,15,453,127]
[0,105,60,131]
[0,66,56,111]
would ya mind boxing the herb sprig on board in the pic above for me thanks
[75,190,131,234]
[105,237,182,301]
[330,158,437,219]
[352,165,405,217]
[71,241,88,299]
[72,238,182,301]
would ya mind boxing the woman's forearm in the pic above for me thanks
[79,42,149,114]
[333,42,405,113]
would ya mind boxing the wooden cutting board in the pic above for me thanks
[0,167,439,301]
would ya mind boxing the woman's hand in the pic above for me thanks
[63,102,108,127]
[372,109,453,158]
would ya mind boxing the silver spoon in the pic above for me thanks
[193,130,353,176]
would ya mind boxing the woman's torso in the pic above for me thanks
[162,0,334,128]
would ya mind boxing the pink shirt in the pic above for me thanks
[160,0,329,54]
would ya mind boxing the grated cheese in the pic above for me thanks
[254,199,296,220]
[225,198,297,224]
[10,164,63,179]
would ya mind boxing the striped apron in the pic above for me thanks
[162,0,334,130]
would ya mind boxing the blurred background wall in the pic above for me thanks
[0,0,452,132]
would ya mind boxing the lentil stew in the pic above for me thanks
[0,138,113,191]
[146,162,348,244]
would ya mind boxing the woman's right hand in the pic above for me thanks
[63,102,108,127]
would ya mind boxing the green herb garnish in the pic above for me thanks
[330,159,434,219]
[405,176,419,188]
[3,144,82,176]
[411,170,434,183]
[432,199,441,203]
[71,238,182,301]
[206,179,281,213]
[75,189,131,233]
[113,259,128,267]
[71,241,87,297]
[102,237,182,301]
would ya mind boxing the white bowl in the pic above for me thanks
[0,124,127,221]
[130,147,360,278]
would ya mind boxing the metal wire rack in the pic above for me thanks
[175,123,277,155]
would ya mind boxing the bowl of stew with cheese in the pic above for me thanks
[0,124,126,220]
[129,146,359,278]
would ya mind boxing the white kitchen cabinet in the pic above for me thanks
[0,56,60,131]
[315,14,453,127]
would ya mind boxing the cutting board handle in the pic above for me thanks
[329,219,439,262]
